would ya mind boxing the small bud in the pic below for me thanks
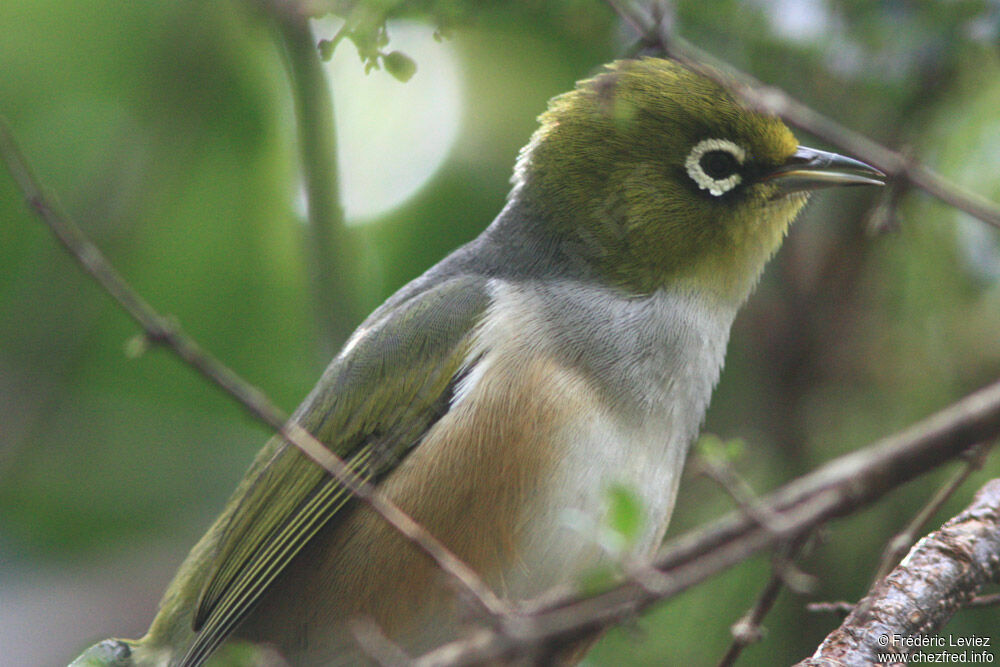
[124,334,150,359]
[382,51,416,83]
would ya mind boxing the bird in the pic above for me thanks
[70,57,883,666]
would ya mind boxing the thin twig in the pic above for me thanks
[807,593,1000,614]
[0,117,510,624]
[605,0,1000,231]
[695,447,817,598]
[865,177,907,235]
[872,442,993,582]
[806,600,855,616]
[811,591,1000,613]
[717,575,781,667]
[697,450,793,537]
[716,539,809,667]
[349,617,414,667]
[969,592,1000,607]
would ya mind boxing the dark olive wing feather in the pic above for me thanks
[164,276,490,666]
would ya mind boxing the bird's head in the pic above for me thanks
[513,58,883,302]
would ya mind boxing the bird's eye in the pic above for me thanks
[685,138,747,197]
[700,150,739,179]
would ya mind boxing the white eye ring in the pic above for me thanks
[685,138,747,197]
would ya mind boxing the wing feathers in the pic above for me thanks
[183,447,374,666]
[159,276,491,666]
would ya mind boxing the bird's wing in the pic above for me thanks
[178,275,490,666]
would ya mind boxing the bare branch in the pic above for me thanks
[605,0,1000,231]
[696,447,794,537]
[716,539,808,667]
[798,478,1000,666]
[717,573,783,667]
[0,117,509,622]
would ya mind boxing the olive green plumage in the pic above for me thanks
[154,277,490,664]
[70,57,882,667]
[519,59,802,299]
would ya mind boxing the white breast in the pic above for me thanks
[456,279,736,599]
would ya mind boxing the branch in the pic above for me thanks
[872,442,992,582]
[414,378,1000,664]
[350,617,414,667]
[807,600,856,616]
[717,570,784,667]
[798,478,1000,666]
[0,117,509,623]
[716,538,809,667]
[809,591,1000,616]
[696,444,794,536]
[605,0,1000,231]
[271,3,360,352]
[969,593,1000,608]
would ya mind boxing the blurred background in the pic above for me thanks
[2,0,1000,664]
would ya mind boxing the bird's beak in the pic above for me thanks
[766,145,885,195]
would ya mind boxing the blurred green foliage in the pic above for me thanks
[2,0,1000,665]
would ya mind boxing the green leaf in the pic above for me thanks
[606,483,643,544]
[383,50,417,82]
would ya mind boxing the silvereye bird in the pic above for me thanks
[71,57,883,666]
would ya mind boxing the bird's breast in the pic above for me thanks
[441,279,734,598]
